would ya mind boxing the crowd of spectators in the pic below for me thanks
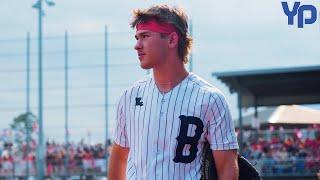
[46,141,108,176]
[1,126,320,177]
[0,140,111,177]
[242,126,320,175]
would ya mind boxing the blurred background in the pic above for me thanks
[0,0,319,179]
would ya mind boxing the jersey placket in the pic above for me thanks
[153,92,168,179]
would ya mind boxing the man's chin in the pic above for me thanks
[140,63,152,70]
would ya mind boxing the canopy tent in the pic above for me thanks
[234,108,275,128]
[269,105,320,124]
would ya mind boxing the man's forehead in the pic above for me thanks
[135,30,153,36]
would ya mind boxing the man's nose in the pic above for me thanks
[134,39,142,50]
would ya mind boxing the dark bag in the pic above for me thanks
[201,142,261,180]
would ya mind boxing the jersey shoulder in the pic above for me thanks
[189,73,230,109]
[188,73,227,100]
[120,74,152,96]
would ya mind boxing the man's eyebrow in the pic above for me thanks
[135,32,151,39]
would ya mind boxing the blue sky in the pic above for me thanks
[0,0,319,143]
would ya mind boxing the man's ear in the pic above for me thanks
[168,32,179,49]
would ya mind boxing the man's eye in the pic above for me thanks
[142,35,148,38]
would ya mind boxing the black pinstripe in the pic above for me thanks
[184,83,195,179]
[145,82,157,177]
[136,81,148,176]
[209,95,220,149]
[155,93,165,179]
[194,90,206,177]
[128,88,134,150]
[140,78,152,176]
[133,86,141,157]
[213,95,225,150]
[161,90,173,180]
[217,95,230,149]
[175,78,190,180]
[168,83,182,180]
[188,87,200,180]
[116,93,122,143]
[123,90,128,146]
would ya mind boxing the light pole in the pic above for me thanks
[32,0,55,179]
[25,32,31,179]
[64,31,69,178]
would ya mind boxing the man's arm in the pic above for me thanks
[212,149,238,180]
[108,143,129,180]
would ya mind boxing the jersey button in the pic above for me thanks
[161,99,166,103]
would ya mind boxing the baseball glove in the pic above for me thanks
[201,142,261,180]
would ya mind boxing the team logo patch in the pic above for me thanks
[174,115,204,163]
[135,97,143,106]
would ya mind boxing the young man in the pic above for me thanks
[108,4,239,180]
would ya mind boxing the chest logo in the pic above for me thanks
[135,97,143,106]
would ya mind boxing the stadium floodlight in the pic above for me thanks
[31,0,54,179]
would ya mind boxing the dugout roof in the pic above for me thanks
[212,65,320,108]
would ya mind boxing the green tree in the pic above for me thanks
[10,112,37,148]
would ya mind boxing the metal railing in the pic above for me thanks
[0,158,107,179]
[248,158,320,176]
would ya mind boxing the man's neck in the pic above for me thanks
[152,59,189,94]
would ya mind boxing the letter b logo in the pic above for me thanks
[173,115,204,164]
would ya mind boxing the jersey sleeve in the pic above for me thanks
[113,91,129,148]
[207,92,239,150]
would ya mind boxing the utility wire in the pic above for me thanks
[0,31,131,43]
[0,83,130,93]
[0,47,133,58]
[0,63,138,73]
[0,104,117,112]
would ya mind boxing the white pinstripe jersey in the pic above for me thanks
[114,73,239,180]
